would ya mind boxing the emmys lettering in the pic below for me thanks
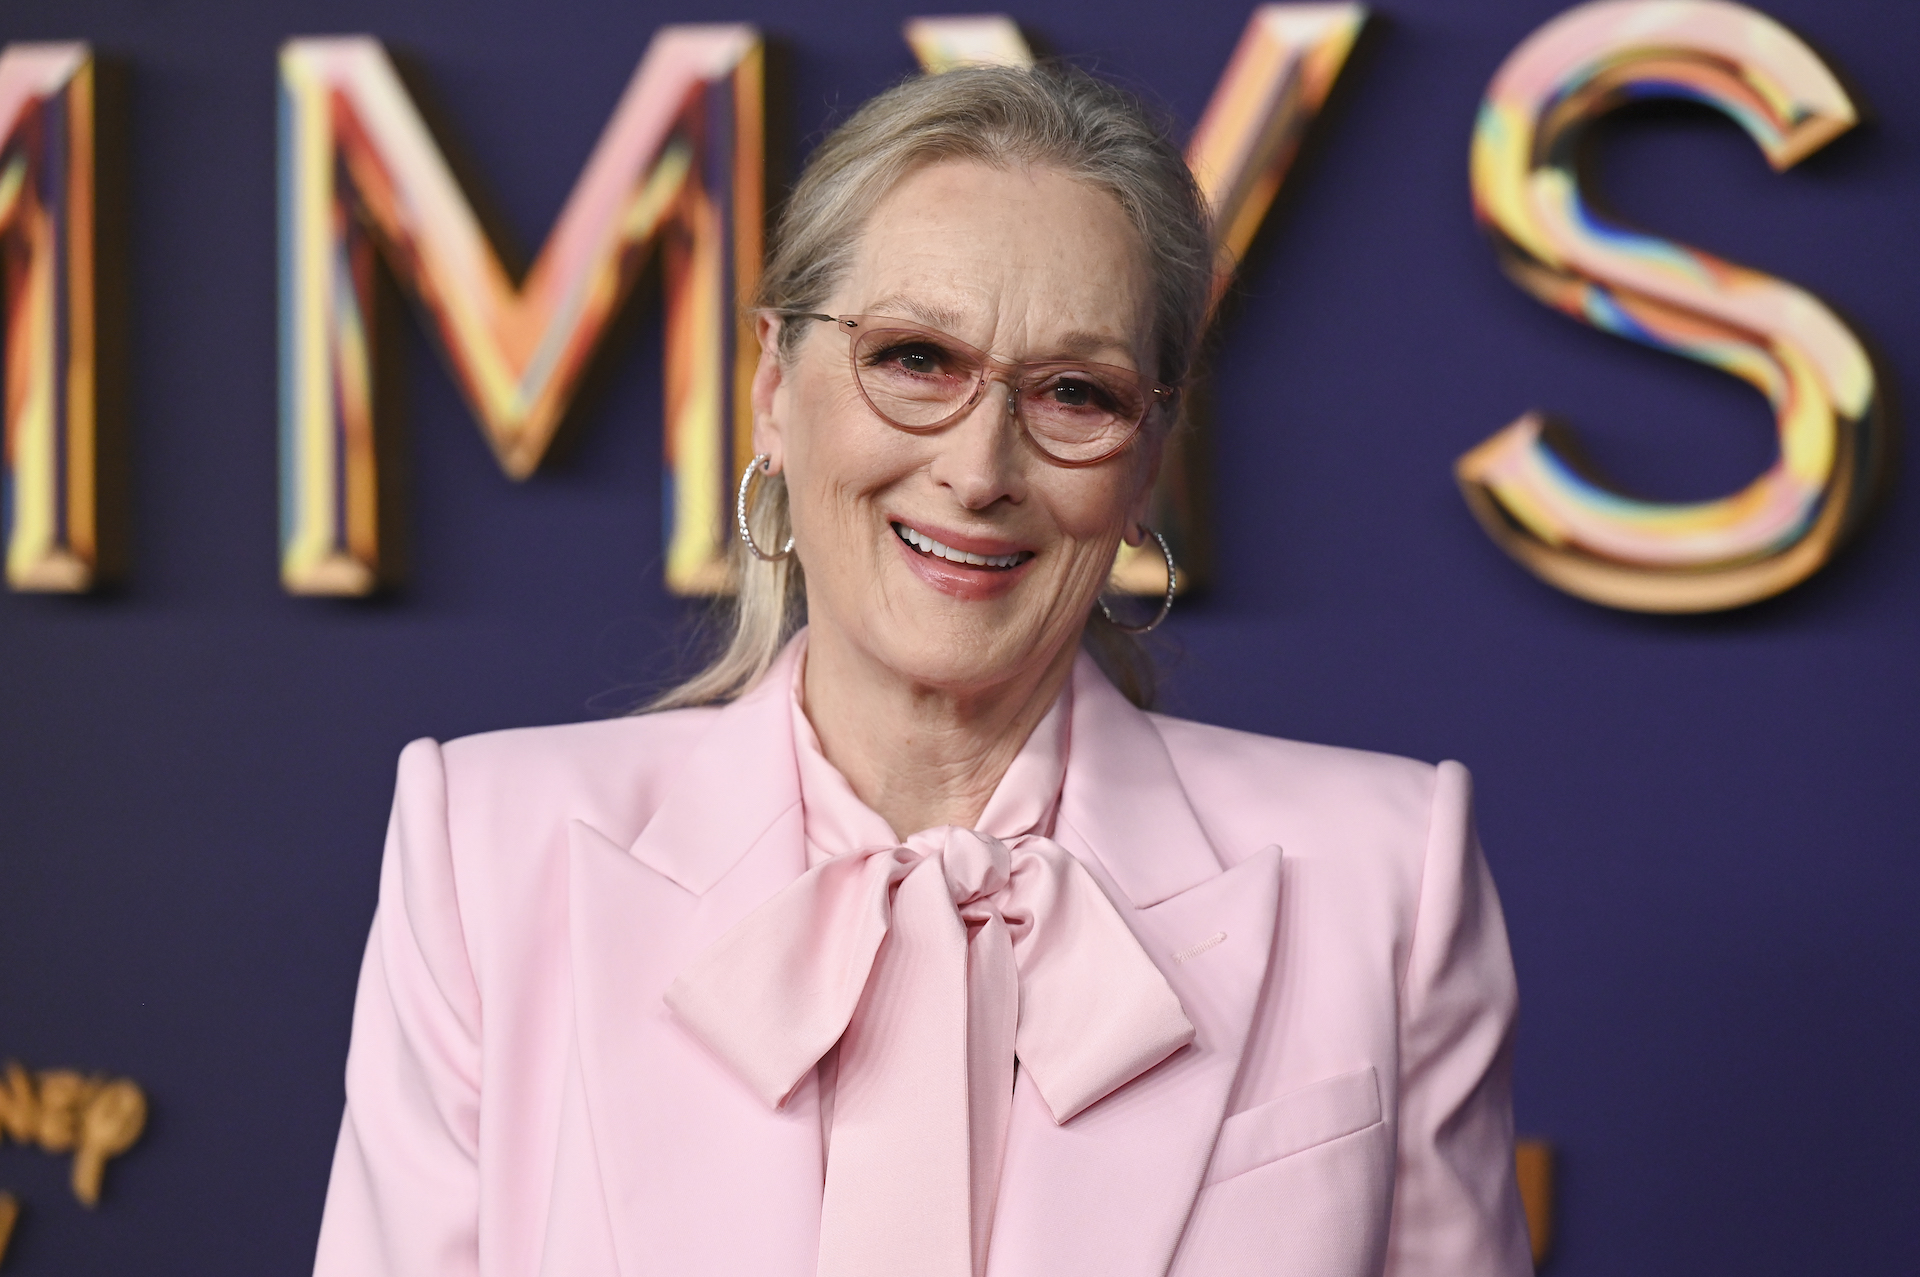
[0,1,1882,613]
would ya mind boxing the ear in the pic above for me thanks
[1121,432,1166,547]
[750,311,788,470]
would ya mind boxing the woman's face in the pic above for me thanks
[753,159,1162,698]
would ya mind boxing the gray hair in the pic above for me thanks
[652,63,1213,711]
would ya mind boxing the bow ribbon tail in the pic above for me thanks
[963,908,1020,1274]
[819,856,976,1277]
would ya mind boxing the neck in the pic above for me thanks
[800,628,1078,837]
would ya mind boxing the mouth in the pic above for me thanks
[892,522,1034,570]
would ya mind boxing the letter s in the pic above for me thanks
[1461,0,1884,612]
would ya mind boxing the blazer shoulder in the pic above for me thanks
[439,705,723,775]
[1147,712,1448,874]
[433,706,725,850]
[1149,711,1439,801]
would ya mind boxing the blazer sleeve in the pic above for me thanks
[1382,760,1534,1276]
[313,739,483,1277]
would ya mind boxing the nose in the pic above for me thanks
[926,374,1026,511]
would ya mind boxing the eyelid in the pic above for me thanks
[874,329,973,353]
[1025,364,1125,388]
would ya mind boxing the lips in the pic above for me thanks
[889,520,1036,602]
[891,522,1034,570]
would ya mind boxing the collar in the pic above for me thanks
[630,633,1222,908]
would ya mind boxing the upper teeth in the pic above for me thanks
[896,523,1024,568]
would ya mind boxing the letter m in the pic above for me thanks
[0,43,110,592]
[278,28,763,594]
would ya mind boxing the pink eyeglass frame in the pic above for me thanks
[775,311,1177,467]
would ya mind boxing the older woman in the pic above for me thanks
[313,65,1532,1277]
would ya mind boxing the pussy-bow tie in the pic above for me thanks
[666,825,1195,1277]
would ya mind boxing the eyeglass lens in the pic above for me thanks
[850,325,1147,464]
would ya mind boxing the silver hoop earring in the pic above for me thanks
[736,453,794,562]
[1098,527,1178,634]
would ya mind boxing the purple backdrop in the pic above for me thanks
[1,0,1914,1272]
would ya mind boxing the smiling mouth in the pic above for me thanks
[893,522,1034,570]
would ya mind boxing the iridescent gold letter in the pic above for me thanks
[1463,0,1882,612]
[0,44,105,591]
[906,8,1366,590]
[279,28,763,594]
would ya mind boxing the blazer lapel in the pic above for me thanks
[987,658,1285,1277]
[567,648,825,1277]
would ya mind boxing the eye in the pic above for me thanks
[866,341,950,377]
[1050,379,1092,407]
[1043,375,1118,413]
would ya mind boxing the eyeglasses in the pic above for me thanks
[776,312,1175,466]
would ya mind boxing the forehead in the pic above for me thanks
[838,160,1153,356]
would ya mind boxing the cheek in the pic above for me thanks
[1045,458,1150,544]
[784,376,915,527]
[1029,467,1150,616]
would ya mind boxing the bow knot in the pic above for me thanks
[912,826,1014,914]
[666,828,1193,1277]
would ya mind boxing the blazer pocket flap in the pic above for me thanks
[1205,1065,1381,1186]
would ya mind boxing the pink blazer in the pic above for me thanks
[313,654,1533,1277]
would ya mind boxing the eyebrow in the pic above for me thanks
[860,294,1141,366]
[861,294,970,332]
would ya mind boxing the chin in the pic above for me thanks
[854,600,1056,695]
